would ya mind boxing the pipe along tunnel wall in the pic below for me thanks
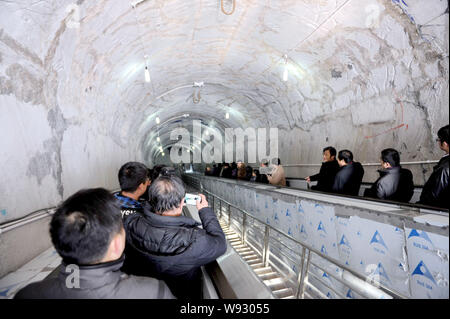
[183,173,449,299]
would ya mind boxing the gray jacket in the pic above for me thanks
[14,255,175,299]
[364,166,414,202]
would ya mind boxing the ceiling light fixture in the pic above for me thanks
[132,2,153,88]
[155,117,160,124]
[144,66,151,83]
[282,54,288,82]
[193,82,203,104]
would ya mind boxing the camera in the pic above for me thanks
[259,166,273,175]
[184,193,201,205]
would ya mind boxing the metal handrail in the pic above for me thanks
[247,160,440,168]
[307,270,347,299]
[186,175,408,299]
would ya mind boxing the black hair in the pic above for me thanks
[148,175,186,214]
[338,150,353,163]
[50,188,123,265]
[118,162,149,192]
[151,165,166,181]
[437,125,449,145]
[147,168,153,181]
[323,146,337,158]
[381,148,400,167]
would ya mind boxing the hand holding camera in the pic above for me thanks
[196,194,208,211]
[184,193,209,211]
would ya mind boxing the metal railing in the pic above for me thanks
[185,176,408,299]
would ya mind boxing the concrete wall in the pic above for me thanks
[0,217,53,278]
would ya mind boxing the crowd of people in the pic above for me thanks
[15,163,227,300]
[13,125,448,299]
[204,158,286,186]
[204,125,449,209]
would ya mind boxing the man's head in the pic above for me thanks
[50,188,125,265]
[151,165,166,181]
[148,175,186,216]
[337,150,353,167]
[322,146,337,162]
[437,125,449,153]
[118,162,150,198]
[380,148,400,169]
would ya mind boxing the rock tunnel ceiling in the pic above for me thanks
[0,0,448,221]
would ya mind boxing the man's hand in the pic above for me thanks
[305,176,311,183]
[196,194,209,211]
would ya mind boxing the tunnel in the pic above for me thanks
[0,0,448,300]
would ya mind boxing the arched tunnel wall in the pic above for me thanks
[0,0,448,277]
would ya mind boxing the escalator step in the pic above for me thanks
[254,266,273,274]
[272,288,295,299]
[258,272,279,281]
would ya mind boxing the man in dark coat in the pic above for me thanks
[305,146,340,192]
[14,188,174,299]
[364,148,414,202]
[332,150,364,196]
[419,125,449,209]
[221,163,232,178]
[121,173,227,300]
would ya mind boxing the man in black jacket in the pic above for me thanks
[121,173,227,299]
[14,188,174,299]
[305,146,340,192]
[221,163,232,178]
[419,125,449,209]
[332,150,364,196]
[364,148,414,202]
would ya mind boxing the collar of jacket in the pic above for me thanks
[142,209,201,228]
[322,160,338,166]
[377,166,401,176]
[438,154,449,166]
[114,192,142,209]
[59,255,125,289]
[340,162,354,169]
